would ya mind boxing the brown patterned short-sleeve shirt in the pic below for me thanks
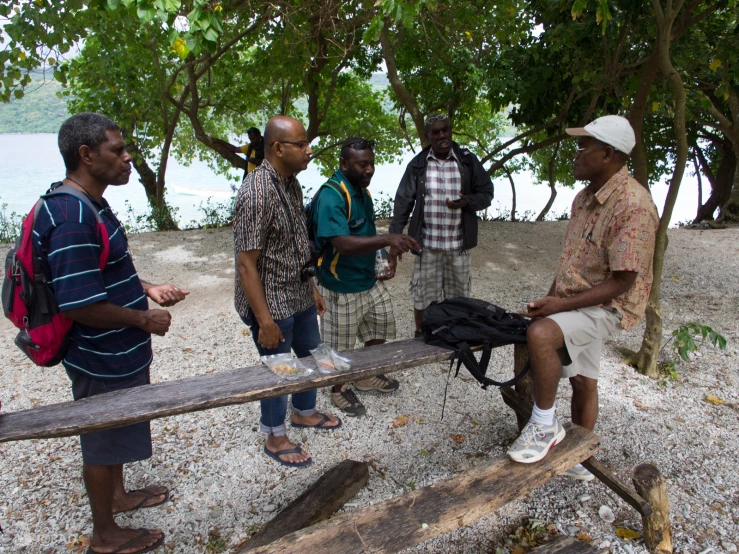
[233,160,313,321]
[554,166,659,329]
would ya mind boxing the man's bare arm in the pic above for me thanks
[65,302,172,336]
[524,271,637,319]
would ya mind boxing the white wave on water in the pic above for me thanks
[169,184,232,199]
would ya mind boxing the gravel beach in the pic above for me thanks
[1,221,737,554]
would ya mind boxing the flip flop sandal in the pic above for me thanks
[114,487,170,514]
[263,446,313,468]
[87,529,165,554]
[291,412,343,431]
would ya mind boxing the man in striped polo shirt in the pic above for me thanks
[390,113,494,335]
[34,113,189,554]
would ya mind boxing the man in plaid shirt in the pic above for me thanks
[390,114,494,334]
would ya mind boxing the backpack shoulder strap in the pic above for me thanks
[43,184,104,224]
[40,184,110,269]
[323,178,352,221]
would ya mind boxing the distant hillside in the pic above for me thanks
[0,73,68,133]
[0,72,395,134]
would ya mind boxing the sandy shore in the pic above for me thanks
[0,221,737,553]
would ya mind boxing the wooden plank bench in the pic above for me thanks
[0,338,495,442]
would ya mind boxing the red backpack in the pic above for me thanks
[2,184,110,367]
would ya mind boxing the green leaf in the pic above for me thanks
[203,27,219,42]
[107,0,120,10]
[13,89,24,99]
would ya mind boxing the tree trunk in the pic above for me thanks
[693,136,735,223]
[503,165,517,221]
[126,140,179,231]
[717,155,739,221]
[632,463,672,554]
[537,141,560,221]
[380,25,427,147]
[625,0,688,379]
[628,50,661,188]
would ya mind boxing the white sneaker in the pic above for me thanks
[562,465,595,482]
[507,419,566,463]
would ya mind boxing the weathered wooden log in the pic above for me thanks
[0,338,499,443]
[500,385,652,518]
[583,457,652,517]
[0,338,503,443]
[532,535,598,553]
[512,343,533,430]
[239,460,369,551]
[247,424,600,554]
[632,463,672,553]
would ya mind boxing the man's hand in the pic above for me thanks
[446,193,469,209]
[146,284,190,307]
[378,254,396,281]
[386,234,420,254]
[141,309,172,336]
[519,296,565,320]
[313,286,326,316]
[258,320,285,350]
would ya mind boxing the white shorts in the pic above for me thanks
[547,306,623,380]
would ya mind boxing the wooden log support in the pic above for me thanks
[500,384,653,518]
[239,460,369,551]
[532,535,598,553]
[512,343,534,431]
[583,457,652,517]
[0,338,470,443]
[247,424,600,554]
[632,463,672,554]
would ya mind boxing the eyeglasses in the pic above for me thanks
[425,114,449,126]
[272,140,310,150]
[344,139,375,150]
[574,144,607,158]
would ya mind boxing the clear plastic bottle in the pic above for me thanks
[375,248,389,278]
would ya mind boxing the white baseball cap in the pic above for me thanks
[566,115,636,155]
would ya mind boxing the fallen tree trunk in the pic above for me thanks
[248,424,599,554]
[239,460,369,551]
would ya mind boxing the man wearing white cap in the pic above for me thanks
[507,115,659,480]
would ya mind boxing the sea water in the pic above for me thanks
[0,133,704,228]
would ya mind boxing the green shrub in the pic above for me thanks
[0,201,24,243]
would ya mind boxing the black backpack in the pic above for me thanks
[421,297,531,389]
[304,178,351,265]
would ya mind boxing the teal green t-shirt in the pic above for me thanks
[313,170,377,293]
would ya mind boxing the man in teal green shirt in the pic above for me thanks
[312,138,420,416]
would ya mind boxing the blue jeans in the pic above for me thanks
[243,305,321,436]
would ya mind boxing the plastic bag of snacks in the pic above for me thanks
[261,353,313,380]
[309,343,352,374]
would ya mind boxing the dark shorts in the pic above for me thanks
[66,368,153,466]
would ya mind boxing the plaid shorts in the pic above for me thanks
[319,281,397,351]
[410,248,471,310]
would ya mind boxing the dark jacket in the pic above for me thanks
[389,142,494,250]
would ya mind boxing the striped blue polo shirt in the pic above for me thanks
[32,191,152,379]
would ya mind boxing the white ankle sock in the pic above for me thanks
[531,403,555,426]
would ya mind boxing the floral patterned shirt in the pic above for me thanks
[554,166,659,329]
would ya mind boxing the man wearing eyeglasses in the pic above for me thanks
[390,113,494,336]
[508,116,658,481]
[311,138,420,416]
[234,115,341,468]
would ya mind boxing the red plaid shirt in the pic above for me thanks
[423,149,463,250]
